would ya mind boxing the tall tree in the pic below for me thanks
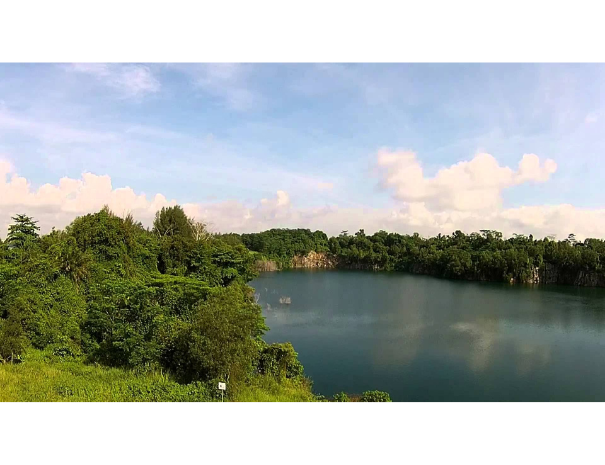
[153,206,194,240]
[6,214,40,249]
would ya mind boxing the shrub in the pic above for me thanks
[257,342,304,380]
[360,390,391,402]
[0,317,28,362]
[333,391,350,402]
[163,283,266,383]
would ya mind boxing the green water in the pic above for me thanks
[250,269,605,401]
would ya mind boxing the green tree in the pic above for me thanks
[48,234,92,284]
[0,315,28,362]
[163,283,267,384]
[153,206,194,240]
[258,342,304,380]
[6,214,40,249]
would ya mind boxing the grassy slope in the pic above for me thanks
[233,375,316,402]
[0,351,315,402]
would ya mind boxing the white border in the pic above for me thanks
[2,1,604,463]
[1,402,604,464]
[1,0,605,62]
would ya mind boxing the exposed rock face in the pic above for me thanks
[255,259,279,272]
[536,263,555,284]
[291,251,338,269]
[521,263,605,287]
[572,271,605,287]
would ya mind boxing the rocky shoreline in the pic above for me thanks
[255,252,605,288]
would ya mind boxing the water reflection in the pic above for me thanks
[450,321,499,372]
[515,342,551,376]
[251,270,605,401]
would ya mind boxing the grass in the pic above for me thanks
[0,350,316,402]
[233,375,316,402]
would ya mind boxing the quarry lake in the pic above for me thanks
[250,269,605,401]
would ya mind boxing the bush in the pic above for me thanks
[360,390,391,402]
[50,343,81,359]
[0,317,28,362]
[257,342,304,380]
[332,391,350,402]
[163,283,266,383]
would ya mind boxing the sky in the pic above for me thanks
[1,63,605,240]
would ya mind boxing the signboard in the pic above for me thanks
[218,382,226,391]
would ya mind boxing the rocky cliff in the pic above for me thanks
[291,251,338,269]
[254,252,338,272]
[528,263,605,287]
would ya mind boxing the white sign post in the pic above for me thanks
[218,382,226,402]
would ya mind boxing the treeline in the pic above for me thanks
[223,228,605,285]
[228,229,330,268]
[0,207,307,399]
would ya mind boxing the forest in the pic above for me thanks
[225,228,605,285]
[0,208,390,401]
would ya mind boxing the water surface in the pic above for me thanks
[250,269,605,401]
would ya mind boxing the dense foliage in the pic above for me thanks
[222,229,330,268]
[238,228,605,285]
[0,208,309,399]
[359,390,392,402]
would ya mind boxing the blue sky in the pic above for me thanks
[1,63,604,238]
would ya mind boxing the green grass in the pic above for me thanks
[233,375,316,402]
[0,350,315,402]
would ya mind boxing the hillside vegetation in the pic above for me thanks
[0,207,314,401]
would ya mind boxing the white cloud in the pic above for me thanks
[0,159,174,235]
[388,202,605,241]
[376,149,557,211]
[585,112,599,124]
[1,157,603,242]
[68,64,160,98]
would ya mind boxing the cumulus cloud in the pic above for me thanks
[376,150,557,211]
[68,64,160,98]
[1,157,604,242]
[0,159,174,235]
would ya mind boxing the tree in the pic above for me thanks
[0,316,28,362]
[153,206,194,239]
[191,220,211,242]
[49,235,91,284]
[6,214,40,249]
[258,342,304,380]
[165,283,267,383]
